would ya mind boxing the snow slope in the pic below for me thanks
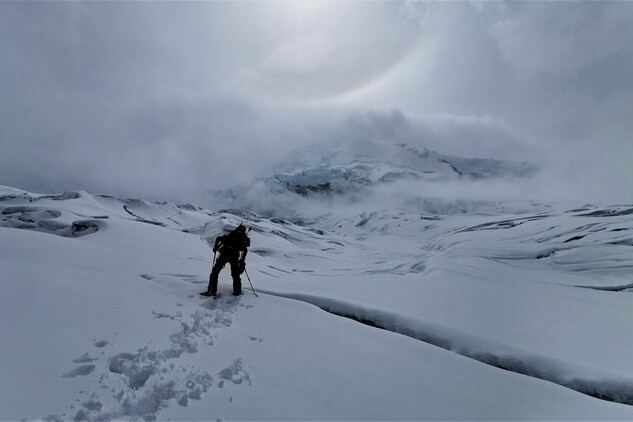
[2,185,633,420]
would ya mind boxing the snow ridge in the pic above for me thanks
[263,290,633,406]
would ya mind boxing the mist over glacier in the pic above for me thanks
[206,132,544,221]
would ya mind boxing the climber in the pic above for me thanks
[204,224,250,296]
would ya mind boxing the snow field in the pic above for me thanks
[258,206,633,405]
[2,186,633,420]
[163,293,633,421]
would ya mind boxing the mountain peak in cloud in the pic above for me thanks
[272,141,535,195]
[210,139,537,219]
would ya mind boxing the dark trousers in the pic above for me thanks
[207,252,242,295]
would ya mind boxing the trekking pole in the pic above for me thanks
[244,268,258,297]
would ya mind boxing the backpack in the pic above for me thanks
[219,225,250,253]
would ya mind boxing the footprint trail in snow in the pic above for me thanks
[57,296,253,422]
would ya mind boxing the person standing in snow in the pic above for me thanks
[205,224,250,296]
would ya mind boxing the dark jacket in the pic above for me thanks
[214,227,250,260]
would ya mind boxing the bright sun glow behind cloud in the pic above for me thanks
[277,0,336,21]
[235,1,425,107]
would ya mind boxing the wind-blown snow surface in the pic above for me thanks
[2,185,633,420]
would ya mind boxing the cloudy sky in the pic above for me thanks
[1,1,632,205]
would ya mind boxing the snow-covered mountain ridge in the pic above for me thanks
[215,141,538,219]
[268,142,535,196]
[2,184,633,420]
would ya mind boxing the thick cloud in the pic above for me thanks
[1,1,631,204]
